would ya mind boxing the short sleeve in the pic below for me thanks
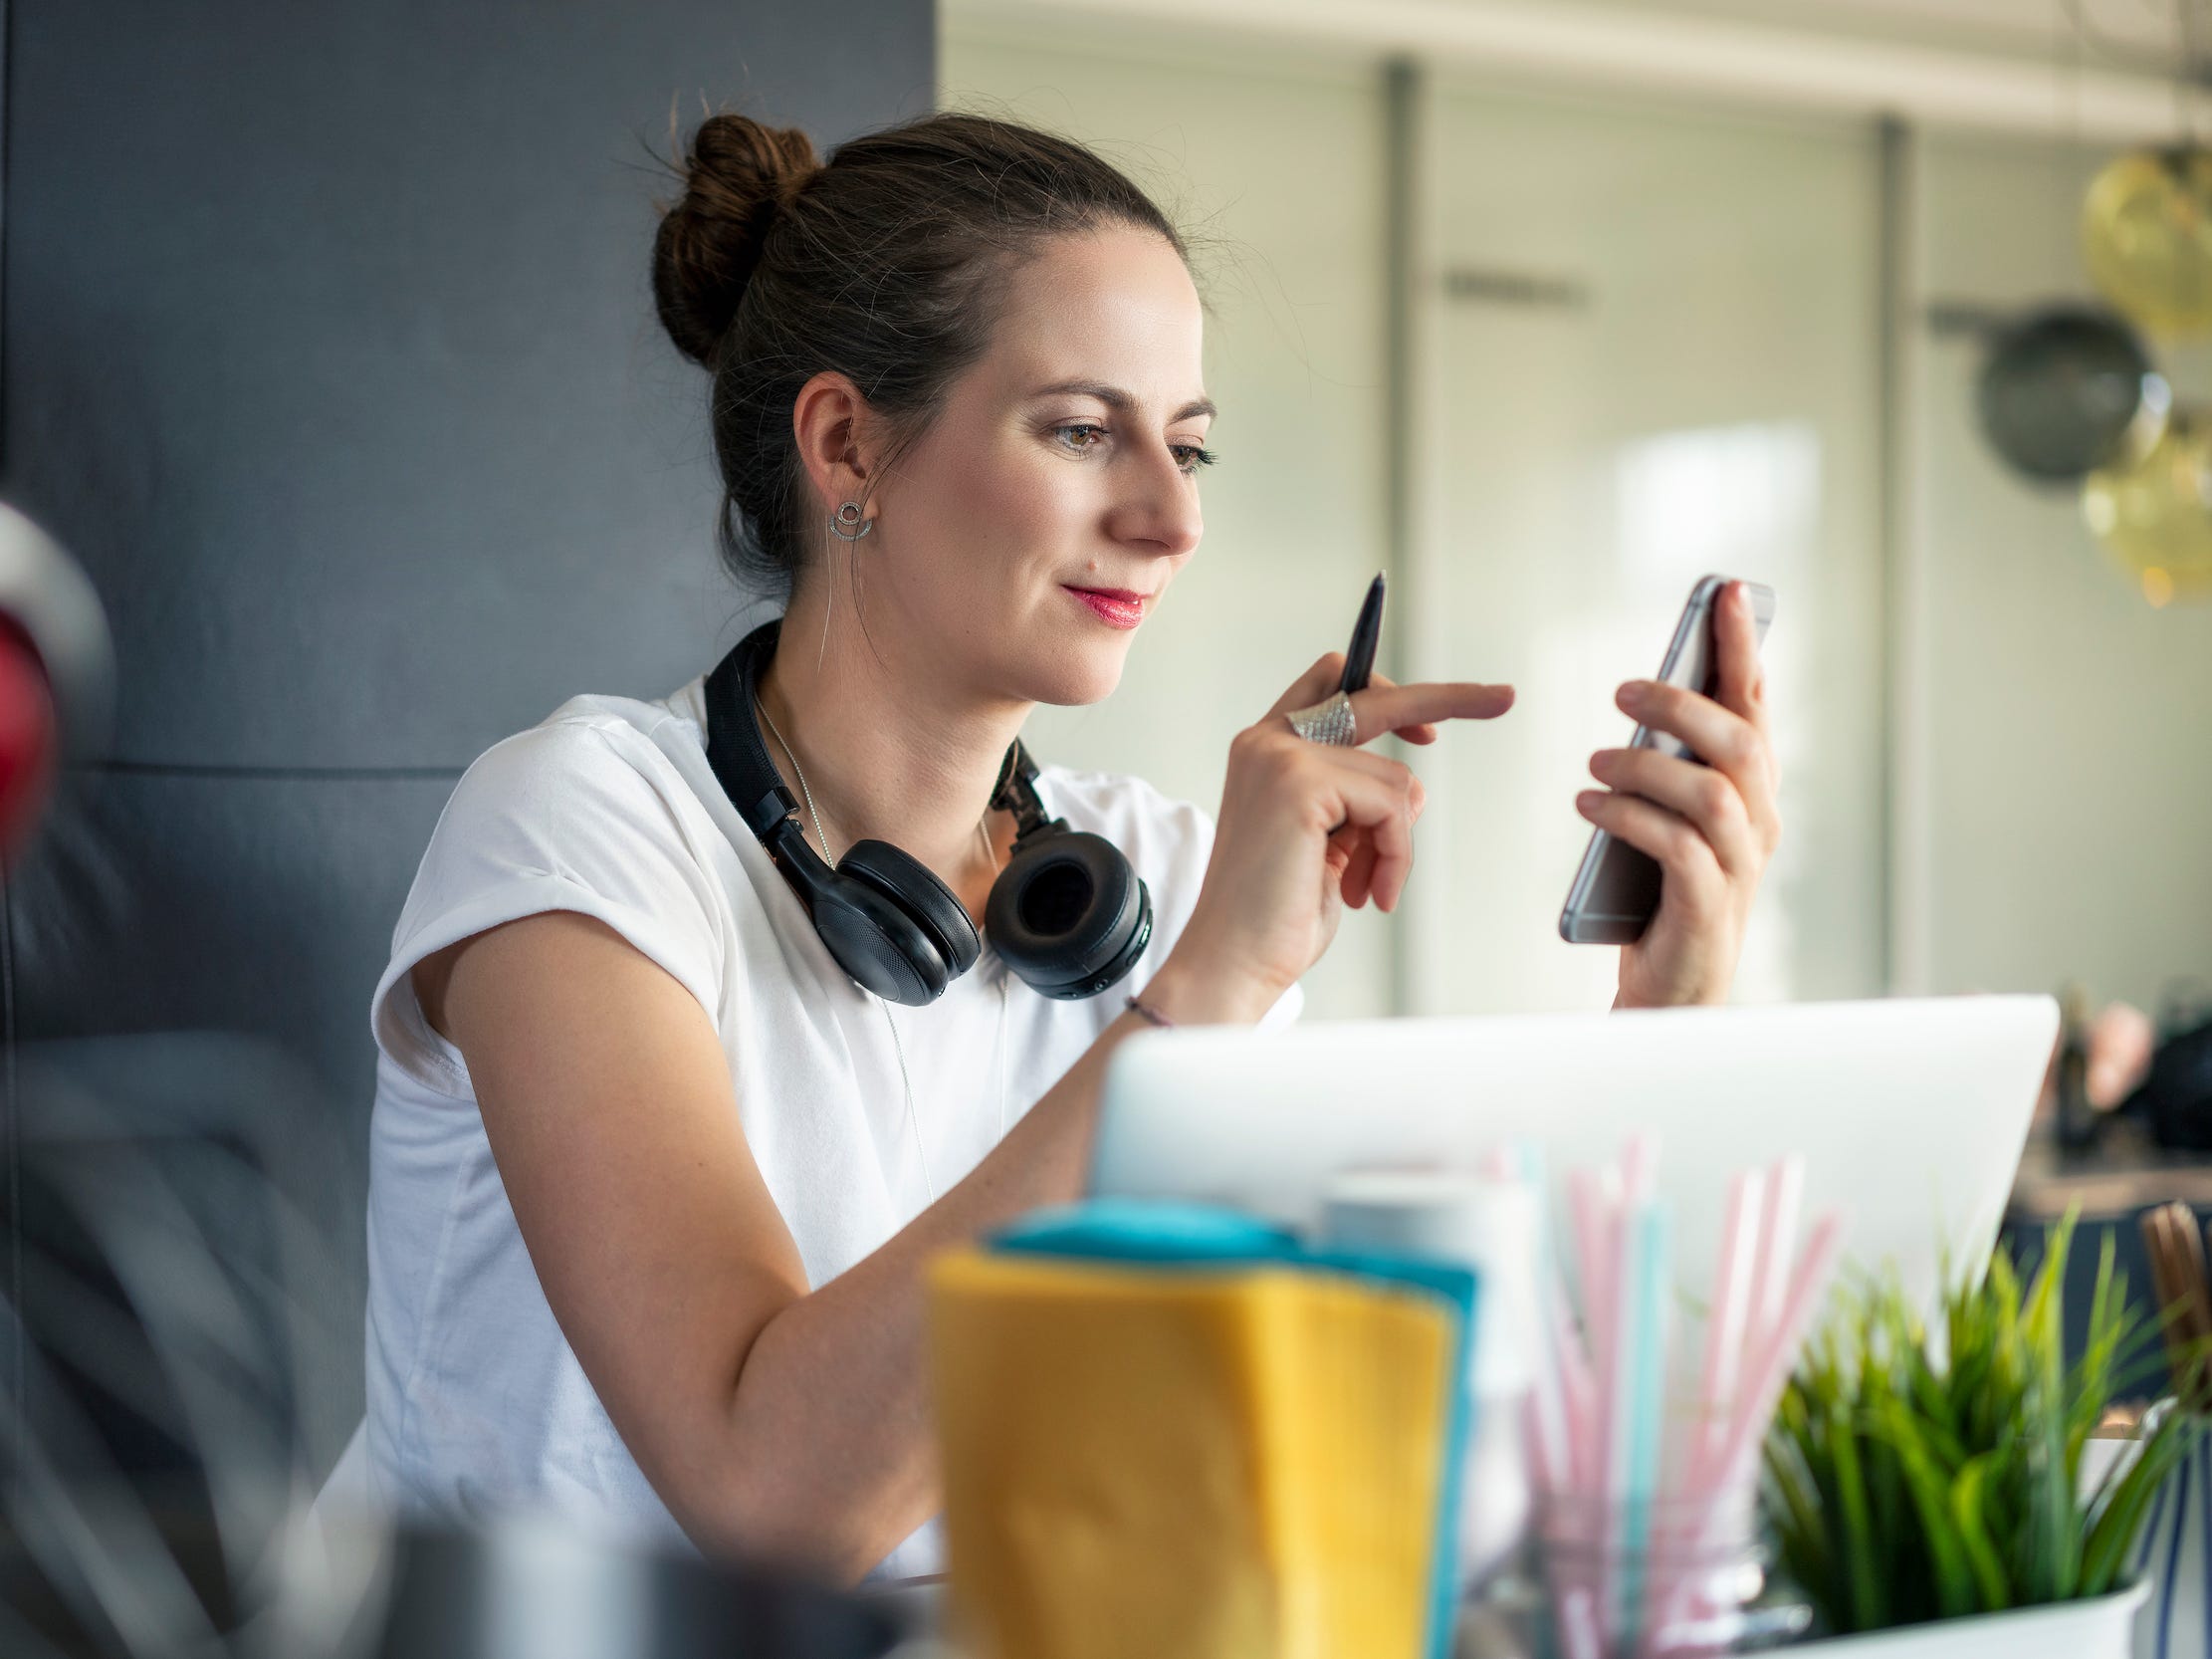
[369,719,727,1096]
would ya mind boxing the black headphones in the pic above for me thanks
[703,620,1153,1007]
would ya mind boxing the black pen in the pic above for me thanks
[1339,574,1386,695]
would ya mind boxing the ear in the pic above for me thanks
[791,370,883,522]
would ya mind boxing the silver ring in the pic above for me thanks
[1285,690,1358,746]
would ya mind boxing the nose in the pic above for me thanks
[1105,441,1203,560]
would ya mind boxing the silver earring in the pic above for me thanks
[828,500,874,542]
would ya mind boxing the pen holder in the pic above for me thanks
[2093,1421,2212,1659]
[1530,1494,1808,1659]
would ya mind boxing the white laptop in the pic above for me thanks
[1089,996,2058,1315]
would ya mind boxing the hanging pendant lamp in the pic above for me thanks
[2082,403,2212,605]
[2083,146,2212,340]
[1977,306,2170,482]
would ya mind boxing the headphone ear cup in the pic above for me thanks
[986,830,1152,1000]
[770,832,962,1006]
[838,839,983,978]
[807,878,955,1007]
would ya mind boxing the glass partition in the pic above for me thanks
[1910,132,2212,1015]
[943,25,2212,1023]
[1413,83,1887,1014]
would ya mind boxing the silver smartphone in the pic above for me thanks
[1557,575,1777,945]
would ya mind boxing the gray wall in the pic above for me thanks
[3,0,933,1470]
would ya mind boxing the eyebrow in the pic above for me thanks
[1028,378,1217,423]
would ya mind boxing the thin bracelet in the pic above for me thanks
[1124,994,1176,1030]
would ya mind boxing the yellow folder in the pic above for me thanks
[929,1248,1459,1659]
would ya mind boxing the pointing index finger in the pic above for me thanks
[1349,681,1515,744]
[1362,670,1437,743]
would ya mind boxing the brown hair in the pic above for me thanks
[651,111,1187,591]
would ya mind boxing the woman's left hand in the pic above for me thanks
[1574,581,1780,1010]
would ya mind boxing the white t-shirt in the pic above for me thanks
[359,671,1298,1578]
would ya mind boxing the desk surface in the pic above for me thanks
[2010,1121,2212,1221]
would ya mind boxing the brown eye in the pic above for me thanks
[1053,423,1107,452]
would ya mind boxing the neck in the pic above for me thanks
[755,574,1029,892]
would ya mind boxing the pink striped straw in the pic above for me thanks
[1621,1133,1659,1208]
[1568,1168,1615,1407]
[1551,1301,1599,1492]
[1645,1164,1765,1622]
[1691,1169,1767,1492]
[1561,1584,1605,1659]
[1696,1211,1844,1513]
[1535,1306,1577,1497]
[1524,1396,1567,1498]
[1745,1157,1805,1346]
[1653,1211,1845,1651]
[1567,1161,1624,1653]
[1569,1168,1617,1365]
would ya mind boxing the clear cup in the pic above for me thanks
[1513,1493,1810,1659]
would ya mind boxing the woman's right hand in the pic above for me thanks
[1153,653,1514,1023]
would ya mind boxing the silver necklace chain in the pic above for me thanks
[755,690,997,866]
[753,690,1012,1208]
[754,692,835,862]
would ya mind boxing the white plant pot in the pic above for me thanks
[1784,1579,2150,1659]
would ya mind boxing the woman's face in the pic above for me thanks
[859,223,1211,708]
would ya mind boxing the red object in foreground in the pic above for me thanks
[0,622,57,862]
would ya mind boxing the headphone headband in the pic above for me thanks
[989,736,1054,844]
[704,624,805,840]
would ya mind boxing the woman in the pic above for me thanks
[359,111,1779,1584]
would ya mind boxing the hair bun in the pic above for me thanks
[652,115,821,367]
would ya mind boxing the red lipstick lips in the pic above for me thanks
[1064,587,1146,629]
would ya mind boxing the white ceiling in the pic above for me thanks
[1620,0,2183,62]
[950,0,2206,140]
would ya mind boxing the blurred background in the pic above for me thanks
[945,0,2212,1029]
[5,0,2212,1645]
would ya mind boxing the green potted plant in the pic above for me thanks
[1761,1213,2196,1657]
